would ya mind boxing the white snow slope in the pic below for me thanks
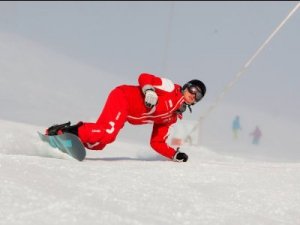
[0,119,299,225]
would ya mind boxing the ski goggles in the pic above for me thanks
[187,85,203,102]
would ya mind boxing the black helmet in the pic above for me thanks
[182,79,206,102]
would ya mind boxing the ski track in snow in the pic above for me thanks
[0,120,300,225]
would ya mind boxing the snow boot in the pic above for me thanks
[62,122,83,136]
[46,121,83,136]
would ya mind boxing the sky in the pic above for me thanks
[1,2,299,119]
[0,2,299,160]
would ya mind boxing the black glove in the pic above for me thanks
[173,149,188,162]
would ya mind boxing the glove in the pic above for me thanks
[173,149,188,162]
[144,89,158,108]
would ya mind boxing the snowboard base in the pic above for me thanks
[38,132,86,161]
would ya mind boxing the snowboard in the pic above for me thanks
[38,132,86,161]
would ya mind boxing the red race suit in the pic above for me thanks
[77,73,185,160]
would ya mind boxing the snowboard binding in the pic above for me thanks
[46,121,71,136]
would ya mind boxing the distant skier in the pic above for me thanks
[232,115,242,139]
[45,73,206,162]
[249,126,262,145]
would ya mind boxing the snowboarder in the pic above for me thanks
[45,73,206,162]
[249,126,262,145]
[232,115,241,139]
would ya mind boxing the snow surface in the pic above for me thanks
[1,119,300,225]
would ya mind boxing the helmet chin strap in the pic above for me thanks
[187,104,192,113]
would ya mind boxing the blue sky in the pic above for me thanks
[0,1,299,122]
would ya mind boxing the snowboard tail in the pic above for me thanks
[38,132,86,161]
